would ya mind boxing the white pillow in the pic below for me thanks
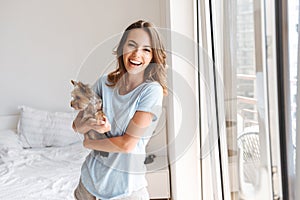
[0,129,22,149]
[17,106,81,148]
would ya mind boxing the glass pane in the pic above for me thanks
[221,0,274,198]
[236,0,261,196]
[288,0,299,175]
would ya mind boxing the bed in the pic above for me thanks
[0,106,170,200]
[0,132,88,199]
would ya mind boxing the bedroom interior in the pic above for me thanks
[0,0,202,199]
[0,0,174,199]
[0,0,200,200]
[3,0,297,199]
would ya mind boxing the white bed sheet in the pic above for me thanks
[0,131,89,200]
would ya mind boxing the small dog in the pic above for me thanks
[70,80,106,140]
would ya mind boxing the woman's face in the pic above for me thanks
[122,29,153,75]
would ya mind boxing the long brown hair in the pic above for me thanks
[107,20,168,95]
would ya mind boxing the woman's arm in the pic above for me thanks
[83,111,153,153]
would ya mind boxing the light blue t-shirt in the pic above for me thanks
[80,75,163,200]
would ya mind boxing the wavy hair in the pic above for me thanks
[107,20,168,95]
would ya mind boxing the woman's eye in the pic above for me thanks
[128,43,135,47]
[144,48,151,52]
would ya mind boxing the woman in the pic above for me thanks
[73,20,167,200]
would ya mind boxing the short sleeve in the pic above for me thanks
[137,82,163,121]
[92,75,105,98]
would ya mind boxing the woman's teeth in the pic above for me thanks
[129,59,142,66]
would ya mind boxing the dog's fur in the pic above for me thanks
[70,80,106,140]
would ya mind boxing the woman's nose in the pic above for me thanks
[132,48,142,56]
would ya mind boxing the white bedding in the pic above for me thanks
[0,130,89,200]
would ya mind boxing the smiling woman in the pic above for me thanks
[122,30,153,75]
[120,29,154,92]
[72,20,168,200]
[107,20,168,96]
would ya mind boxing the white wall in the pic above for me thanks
[166,0,202,200]
[0,0,165,118]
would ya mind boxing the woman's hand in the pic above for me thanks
[73,111,111,134]
[89,115,111,133]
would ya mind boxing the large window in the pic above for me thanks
[197,0,284,199]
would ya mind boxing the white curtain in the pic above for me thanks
[295,0,300,197]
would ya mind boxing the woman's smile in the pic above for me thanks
[129,59,142,66]
[123,29,153,74]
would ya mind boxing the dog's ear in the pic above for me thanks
[71,80,77,86]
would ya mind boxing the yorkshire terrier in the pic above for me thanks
[70,80,109,157]
[70,80,106,140]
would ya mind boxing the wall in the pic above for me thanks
[166,0,202,199]
[0,0,165,119]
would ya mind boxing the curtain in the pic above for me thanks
[295,0,300,197]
